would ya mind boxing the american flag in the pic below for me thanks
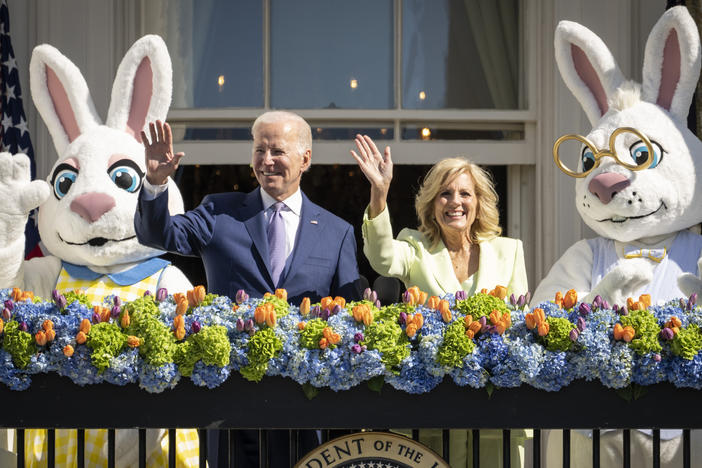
[0,0,42,258]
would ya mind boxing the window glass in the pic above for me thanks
[402,0,521,109]
[270,0,394,109]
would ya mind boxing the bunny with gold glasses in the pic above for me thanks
[553,127,661,178]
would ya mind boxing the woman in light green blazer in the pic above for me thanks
[351,134,529,467]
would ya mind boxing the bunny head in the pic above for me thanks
[30,35,184,267]
[554,6,702,243]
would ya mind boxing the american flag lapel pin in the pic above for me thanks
[310,220,318,224]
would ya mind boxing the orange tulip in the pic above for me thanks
[173,315,185,329]
[480,288,488,294]
[275,289,288,301]
[465,329,475,339]
[622,325,635,342]
[669,316,682,328]
[20,291,33,302]
[418,291,428,305]
[438,300,451,323]
[362,309,373,326]
[42,320,54,331]
[495,323,506,335]
[319,338,328,349]
[173,293,186,306]
[0,318,3,334]
[489,309,501,325]
[263,292,273,299]
[76,331,87,345]
[626,297,635,311]
[323,327,334,341]
[80,319,91,334]
[175,299,188,316]
[407,286,420,305]
[300,297,311,316]
[533,308,546,324]
[127,336,141,348]
[333,296,346,309]
[254,305,267,324]
[297,321,306,330]
[502,314,512,328]
[352,304,368,322]
[63,344,74,357]
[427,296,440,310]
[464,315,473,327]
[120,312,130,328]
[469,321,482,334]
[563,289,578,309]
[613,323,624,340]
[265,309,277,328]
[554,291,563,308]
[35,331,47,346]
[525,313,536,330]
[490,285,508,300]
[406,323,418,338]
[45,329,56,342]
[11,288,21,302]
[320,297,334,310]
[537,321,550,337]
[175,326,186,340]
[671,326,680,336]
[413,313,424,329]
[639,294,651,308]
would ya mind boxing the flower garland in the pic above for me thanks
[2,285,702,394]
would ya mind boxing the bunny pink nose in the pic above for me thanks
[588,172,630,204]
[70,192,116,223]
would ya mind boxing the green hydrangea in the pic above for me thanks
[543,317,575,352]
[63,291,91,309]
[436,321,475,367]
[376,303,415,322]
[240,327,282,382]
[362,320,409,369]
[620,309,662,355]
[671,324,702,360]
[262,295,291,319]
[123,296,176,366]
[2,320,36,368]
[174,325,231,376]
[299,319,328,349]
[456,293,509,320]
[86,322,126,372]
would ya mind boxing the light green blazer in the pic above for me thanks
[362,207,529,297]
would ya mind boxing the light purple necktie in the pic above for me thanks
[267,202,286,285]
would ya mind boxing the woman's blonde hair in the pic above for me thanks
[415,157,502,247]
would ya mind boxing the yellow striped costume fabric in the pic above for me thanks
[25,259,202,467]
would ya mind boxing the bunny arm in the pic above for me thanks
[677,255,702,298]
[158,264,193,293]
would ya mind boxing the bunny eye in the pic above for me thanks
[581,147,596,172]
[629,140,663,169]
[107,160,144,193]
[50,164,78,200]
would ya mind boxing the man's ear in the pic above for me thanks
[302,149,312,172]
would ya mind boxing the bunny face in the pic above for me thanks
[574,100,702,242]
[555,6,702,244]
[30,35,183,267]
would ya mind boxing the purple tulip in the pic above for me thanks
[310,305,321,318]
[244,319,255,332]
[653,353,662,362]
[398,312,407,325]
[455,290,467,301]
[56,296,67,310]
[351,344,362,354]
[592,295,603,310]
[51,290,61,303]
[601,299,610,310]
[143,290,152,297]
[577,317,586,332]
[578,303,591,317]
[320,309,330,321]
[331,304,341,316]
[660,328,674,340]
[688,293,698,311]
[516,295,526,308]
[612,304,620,313]
[191,321,201,333]
[19,321,27,332]
[111,305,121,318]
[402,291,412,304]
[354,332,364,343]
[236,318,245,332]
[524,292,531,305]
[235,290,249,304]
[363,288,372,301]
[479,316,487,327]
[680,298,687,310]
[92,312,101,323]
[3,300,13,312]
[619,306,629,316]
[509,294,517,306]
[569,329,579,342]
[374,300,381,309]
[370,291,378,304]
[156,288,168,302]
[2,309,10,321]
[113,296,122,307]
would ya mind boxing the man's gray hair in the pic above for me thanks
[251,111,312,156]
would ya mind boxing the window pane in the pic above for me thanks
[270,0,394,109]
[147,0,263,108]
[402,0,522,109]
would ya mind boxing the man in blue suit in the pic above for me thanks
[134,111,360,467]
[134,111,360,305]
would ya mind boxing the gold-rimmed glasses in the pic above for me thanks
[553,127,655,178]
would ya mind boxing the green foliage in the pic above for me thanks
[174,326,231,376]
[543,317,575,352]
[123,296,176,366]
[671,324,702,360]
[262,295,291,319]
[86,322,126,372]
[620,309,662,355]
[63,291,91,309]
[240,328,282,382]
[436,320,475,367]
[299,319,328,349]
[456,293,509,320]
[2,321,36,368]
[362,319,409,369]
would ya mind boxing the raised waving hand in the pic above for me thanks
[350,134,393,218]
[141,120,184,186]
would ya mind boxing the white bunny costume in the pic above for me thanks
[0,35,197,468]
[533,6,702,307]
[538,7,702,467]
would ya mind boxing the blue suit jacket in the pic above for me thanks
[134,188,360,305]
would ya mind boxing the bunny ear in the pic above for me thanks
[30,44,101,155]
[106,35,172,143]
[642,6,701,122]
[554,21,625,126]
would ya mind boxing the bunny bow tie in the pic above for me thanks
[62,258,171,286]
[623,245,667,263]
